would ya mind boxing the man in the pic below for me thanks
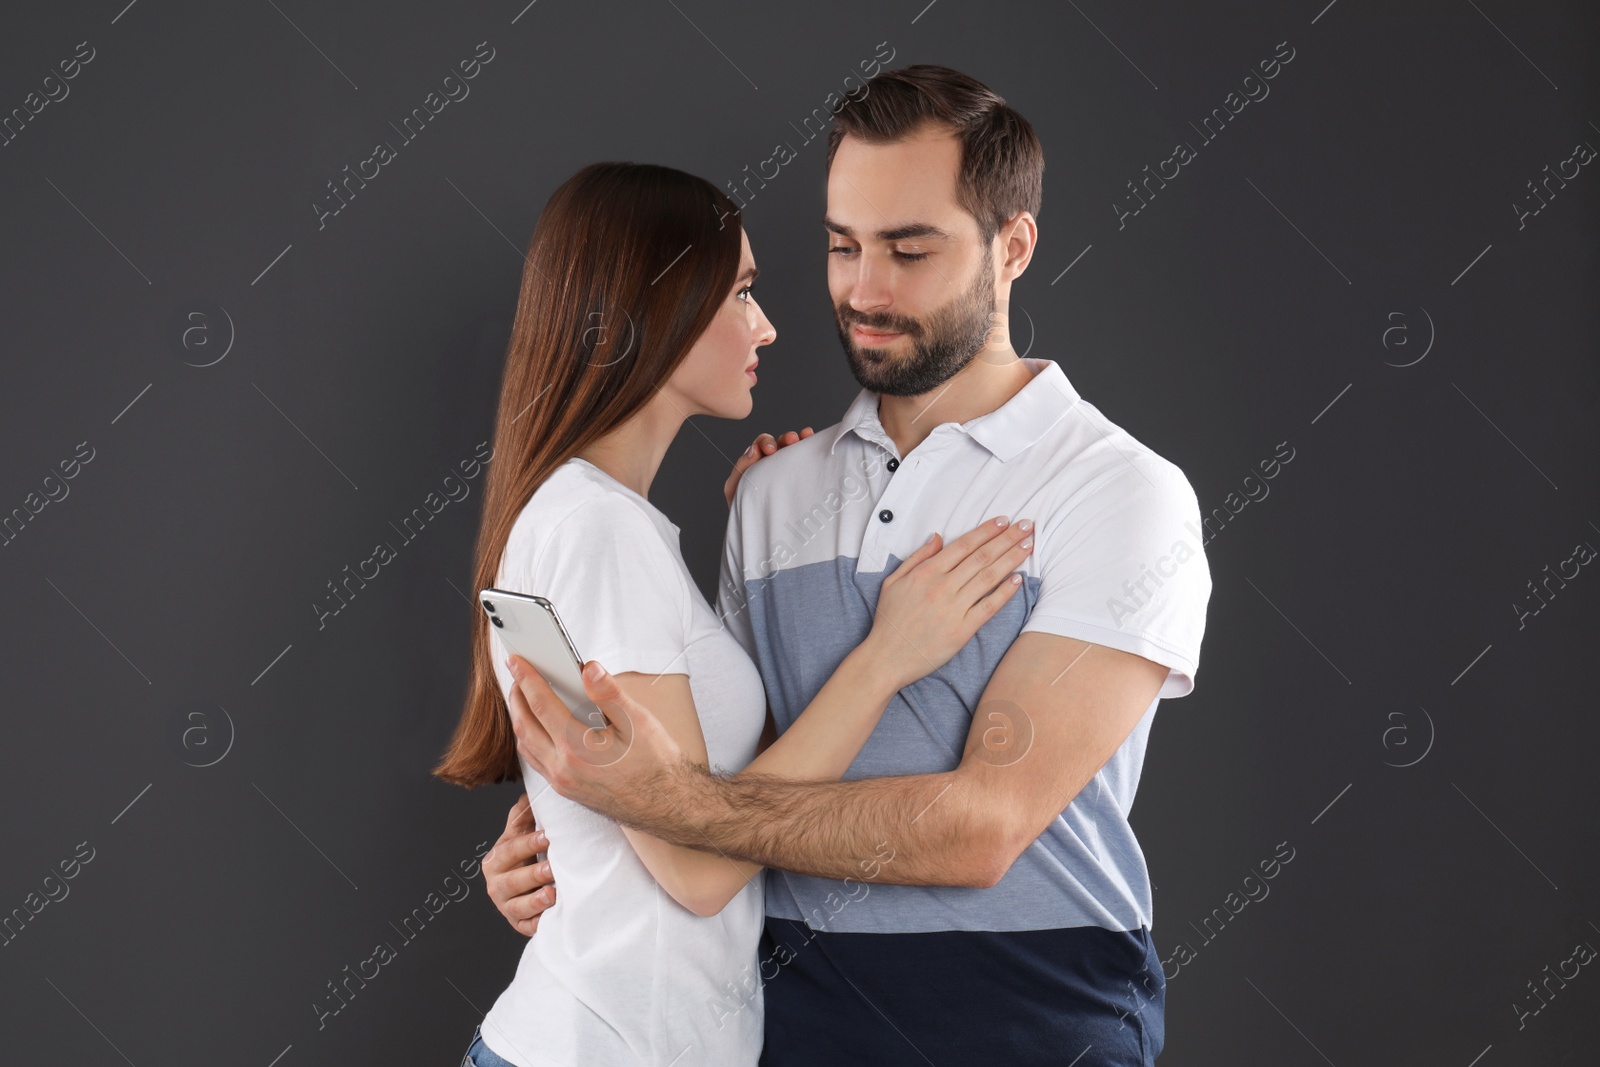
[484,64,1210,1065]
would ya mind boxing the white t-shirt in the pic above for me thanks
[479,456,768,1067]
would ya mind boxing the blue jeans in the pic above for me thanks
[459,1025,518,1067]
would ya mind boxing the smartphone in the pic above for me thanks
[480,588,606,729]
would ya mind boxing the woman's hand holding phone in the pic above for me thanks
[863,515,1036,693]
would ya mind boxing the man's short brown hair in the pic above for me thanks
[826,64,1043,243]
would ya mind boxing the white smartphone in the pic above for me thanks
[480,588,606,729]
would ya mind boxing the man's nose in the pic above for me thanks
[847,257,892,313]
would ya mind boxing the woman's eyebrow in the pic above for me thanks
[738,265,760,283]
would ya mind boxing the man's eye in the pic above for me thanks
[828,246,926,261]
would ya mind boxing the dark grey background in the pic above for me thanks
[2,0,1596,1063]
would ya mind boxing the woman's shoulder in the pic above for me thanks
[503,459,678,576]
[498,459,697,663]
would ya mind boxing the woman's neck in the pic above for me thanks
[576,396,684,499]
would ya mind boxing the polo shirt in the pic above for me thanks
[715,356,1211,1063]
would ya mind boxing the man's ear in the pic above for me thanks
[997,210,1037,282]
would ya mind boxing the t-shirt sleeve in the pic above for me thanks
[1018,462,1212,699]
[715,478,759,664]
[520,495,692,677]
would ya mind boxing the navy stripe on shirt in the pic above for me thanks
[757,917,1165,1067]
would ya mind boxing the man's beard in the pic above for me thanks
[833,255,997,397]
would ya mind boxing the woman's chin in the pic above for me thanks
[715,389,756,420]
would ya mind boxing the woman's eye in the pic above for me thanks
[737,285,754,302]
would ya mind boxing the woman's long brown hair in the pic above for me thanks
[433,162,743,787]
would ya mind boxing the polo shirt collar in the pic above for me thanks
[829,357,1081,463]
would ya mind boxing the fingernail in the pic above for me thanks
[1019,536,1033,549]
[1018,520,1032,533]
[995,516,1009,526]
[584,661,606,680]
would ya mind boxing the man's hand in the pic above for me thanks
[483,792,556,936]
[505,654,696,829]
[506,636,1170,887]
[723,428,814,507]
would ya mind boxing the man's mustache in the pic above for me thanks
[836,307,922,336]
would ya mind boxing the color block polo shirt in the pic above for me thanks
[714,356,1211,1061]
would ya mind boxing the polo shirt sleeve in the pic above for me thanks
[1018,463,1212,699]
[715,477,759,663]
[523,494,692,677]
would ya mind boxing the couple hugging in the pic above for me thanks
[435,63,1211,1067]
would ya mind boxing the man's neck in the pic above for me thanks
[878,350,1038,458]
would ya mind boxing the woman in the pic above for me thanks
[433,161,1035,1067]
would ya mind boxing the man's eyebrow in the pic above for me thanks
[823,216,954,243]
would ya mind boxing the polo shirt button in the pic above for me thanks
[878,509,894,523]
[886,457,899,472]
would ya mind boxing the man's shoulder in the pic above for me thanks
[1030,395,1198,512]
[730,420,853,516]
